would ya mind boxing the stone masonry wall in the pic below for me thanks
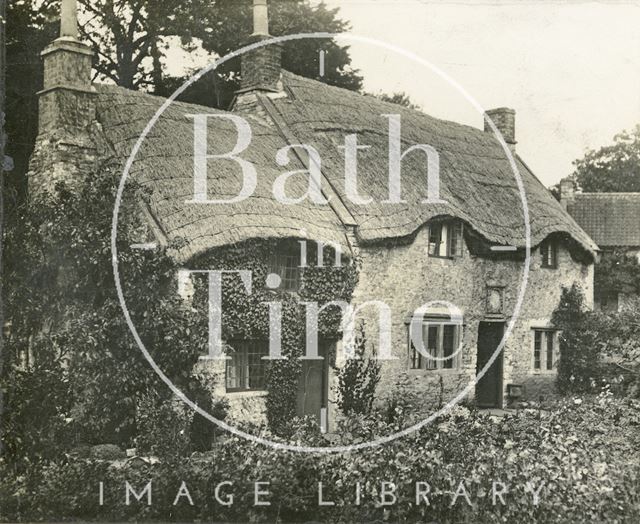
[338,226,593,416]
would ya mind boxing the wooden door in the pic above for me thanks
[475,322,504,408]
[296,342,329,426]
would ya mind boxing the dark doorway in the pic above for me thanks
[475,322,504,408]
[296,341,330,427]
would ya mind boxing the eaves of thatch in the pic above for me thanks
[93,73,597,263]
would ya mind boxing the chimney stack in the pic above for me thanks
[39,0,94,135]
[238,0,282,94]
[29,0,96,197]
[484,108,516,149]
[559,177,576,210]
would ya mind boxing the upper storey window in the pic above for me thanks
[540,239,558,269]
[428,220,464,258]
[268,248,301,291]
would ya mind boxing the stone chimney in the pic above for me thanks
[39,0,95,135]
[29,0,96,196]
[238,0,282,94]
[559,177,576,209]
[484,108,516,149]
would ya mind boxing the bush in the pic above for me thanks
[553,284,640,396]
[2,393,638,523]
[336,323,380,417]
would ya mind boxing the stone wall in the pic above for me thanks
[195,359,268,426]
[342,225,593,414]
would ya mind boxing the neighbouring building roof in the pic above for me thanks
[93,72,598,262]
[566,192,640,249]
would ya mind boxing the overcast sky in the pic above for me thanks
[318,0,640,186]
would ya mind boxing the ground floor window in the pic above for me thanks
[409,321,461,370]
[226,340,268,392]
[533,329,557,371]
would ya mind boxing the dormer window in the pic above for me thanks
[428,220,463,258]
[540,239,558,269]
[268,248,301,291]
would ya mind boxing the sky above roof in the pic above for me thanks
[318,0,640,187]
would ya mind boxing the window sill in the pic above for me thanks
[225,390,268,398]
[531,370,556,375]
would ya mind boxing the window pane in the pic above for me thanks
[269,249,301,290]
[534,331,542,369]
[426,325,439,369]
[428,224,442,256]
[440,224,449,256]
[442,324,455,369]
[226,341,268,391]
[410,341,422,369]
[449,222,463,258]
[546,332,554,370]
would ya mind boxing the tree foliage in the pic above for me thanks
[77,0,362,104]
[371,91,420,110]
[5,0,58,203]
[594,250,640,297]
[571,125,640,192]
[1,166,211,462]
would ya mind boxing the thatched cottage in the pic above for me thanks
[29,0,597,427]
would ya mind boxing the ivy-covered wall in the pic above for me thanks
[183,239,358,435]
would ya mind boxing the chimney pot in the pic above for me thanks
[60,0,79,39]
[484,107,516,148]
[238,1,282,94]
[252,0,270,36]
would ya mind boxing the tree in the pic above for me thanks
[77,0,362,100]
[1,167,212,460]
[371,91,420,110]
[5,0,58,204]
[156,0,363,108]
[79,0,213,89]
[571,125,640,192]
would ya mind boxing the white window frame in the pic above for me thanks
[532,329,559,373]
[540,240,558,269]
[408,319,463,371]
[427,220,464,259]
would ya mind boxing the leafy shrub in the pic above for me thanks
[553,284,603,393]
[336,323,380,416]
[1,393,639,523]
[134,394,192,458]
[553,284,640,396]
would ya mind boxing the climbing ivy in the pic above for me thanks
[190,240,359,435]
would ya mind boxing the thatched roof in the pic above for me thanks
[94,84,350,262]
[566,192,640,248]
[93,72,597,262]
[266,72,597,255]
